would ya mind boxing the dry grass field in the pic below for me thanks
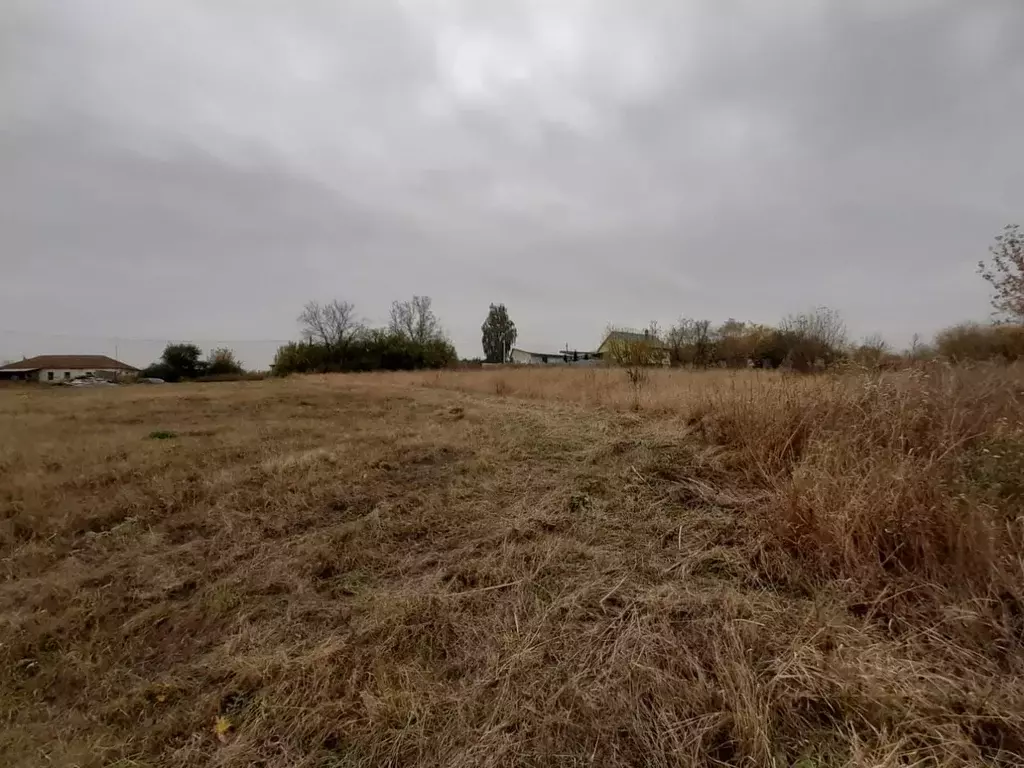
[2,366,1024,767]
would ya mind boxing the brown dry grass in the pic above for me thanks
[1,366,1023,767]
[393,366,783,411]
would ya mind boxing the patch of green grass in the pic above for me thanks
[963,435,1024,503]
[147,430,177,440]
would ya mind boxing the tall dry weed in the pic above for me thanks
[691,364,1024,595]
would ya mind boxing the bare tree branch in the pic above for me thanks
[389,296,445,344]
[667,318,715,367]
[298,300,362,349]
[978,224,1024,321]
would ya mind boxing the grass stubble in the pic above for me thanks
[1,364,1022,767]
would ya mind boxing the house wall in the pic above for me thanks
[511,349,601,366]
[524,353,568,365]
[510,350,563,365]
[38,368,125,383]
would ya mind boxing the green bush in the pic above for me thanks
[140,362,177,382]
[205,347,244,376]
[272,331,457,376]
[141,344,205,382]
[142,344,250,382]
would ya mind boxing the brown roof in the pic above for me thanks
[0,355,139,372]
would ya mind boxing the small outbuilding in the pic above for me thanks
[509,348,599,365]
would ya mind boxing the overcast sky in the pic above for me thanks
[2,1,1023,367]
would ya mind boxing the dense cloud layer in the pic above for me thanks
[2,1,1022,366]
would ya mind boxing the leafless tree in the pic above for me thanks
[851,333,890,369]
[667,318,715,367]
[389,295,445,343]
[978,224,1024,321]
[298,300,362,350]
[715,319,751,367]
[862,333,889,353]
[909,333,923,357]
[780,307,847,370]
[905,333,935,361]
[781,307,847,348]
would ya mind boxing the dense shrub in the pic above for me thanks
[139,361,179,382]
[140,343,205,382]
[935,322,1024,362]
[162,343,205,379]
[205,347,245,376]
[272,331,457,375]
[666,309,848,370]
[141,344,248,381]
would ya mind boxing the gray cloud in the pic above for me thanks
[2,0,1022,366]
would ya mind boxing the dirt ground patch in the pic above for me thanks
[2,370,1023,767]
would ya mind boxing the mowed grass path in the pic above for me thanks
[1,371,1023,767]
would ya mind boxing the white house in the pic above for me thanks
[0,355,139,383]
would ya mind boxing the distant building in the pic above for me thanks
[509,348,565,365]
[509,330,670,367]
[597,329,671,366]
[0,355,139,383]
[509,348,599,366]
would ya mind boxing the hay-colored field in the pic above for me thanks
[388,366,788,410]
[2,367,1024,767]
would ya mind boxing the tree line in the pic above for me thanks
[137,295,466,380]
[273,299,521,374]
[141,344,244,382]
[602,223,1024,370]
[270,295,457,375]
[659,308,850,371]
[138,223,1024,379]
